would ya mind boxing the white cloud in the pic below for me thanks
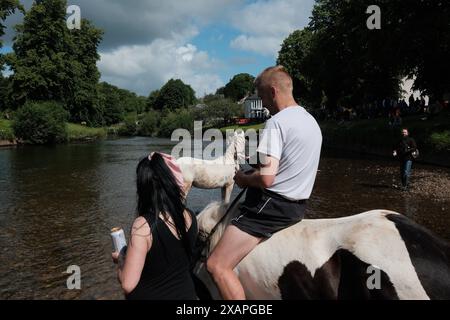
[230,0,315,57]
[3,0,242,49]
[98,36,224,97]
[231,35,283,57]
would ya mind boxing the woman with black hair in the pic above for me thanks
[112,152,198,300]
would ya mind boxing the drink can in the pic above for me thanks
[111,227,127,253]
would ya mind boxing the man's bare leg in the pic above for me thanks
[206,225,262,300]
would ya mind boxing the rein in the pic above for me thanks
[193,187,247,264]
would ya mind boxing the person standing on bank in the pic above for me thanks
[206,66,323,300]
[393,128,418,191]
[112,152,198,300]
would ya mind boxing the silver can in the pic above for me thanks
[111,227,127,253]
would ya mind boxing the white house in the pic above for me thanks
[243,94,269,119]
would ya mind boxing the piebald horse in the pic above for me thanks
[193,200,450,300]
[176,131,246,203]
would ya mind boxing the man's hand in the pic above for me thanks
[393,150,397,157]
[233,170,248,189]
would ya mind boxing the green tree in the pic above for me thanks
[9,0,103,124]
[97,82,126,125]
[146,89,159,111]
[159,108,194,137]
[0,0,23,66]
[154,79,196,110]
[197,96,242,126]
[0,0,23,110]
[138,110,160,136]
[277,29,321,107]
[223,73,255,102]
[0,74,12,110]
[13,101,68,144]
[279,0,450,111]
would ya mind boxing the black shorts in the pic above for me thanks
[231,187,306,239]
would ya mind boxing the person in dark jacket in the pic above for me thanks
[393,128,418,191]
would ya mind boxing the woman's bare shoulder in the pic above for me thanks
[132,216,151,237]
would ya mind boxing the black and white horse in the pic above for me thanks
[193,201,450,300]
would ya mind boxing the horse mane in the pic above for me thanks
[197,199,242,252]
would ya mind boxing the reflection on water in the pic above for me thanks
[0,137,448,299]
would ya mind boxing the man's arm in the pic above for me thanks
[234,154,279,189]
[410,138,417,150]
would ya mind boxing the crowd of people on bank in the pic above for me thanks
[314,95,448,124]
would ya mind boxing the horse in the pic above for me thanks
[176,131,246,203]
[193,200,450,300]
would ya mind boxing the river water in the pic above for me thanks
[0,137,448,299]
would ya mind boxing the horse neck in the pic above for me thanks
[197,202,239,250]
[223,138,236,164]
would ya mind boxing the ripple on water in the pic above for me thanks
[0,139,449,299]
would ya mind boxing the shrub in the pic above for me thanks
[0,119,15,141]
[159,108,194,137]
[13,101,68,144]
[118,114,138,136]
[138,111,160,137]
[430,131,450,151]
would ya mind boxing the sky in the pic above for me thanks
[1,0,315,97]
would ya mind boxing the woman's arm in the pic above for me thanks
[112,217,151,295]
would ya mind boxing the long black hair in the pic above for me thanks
[136,153,192,260]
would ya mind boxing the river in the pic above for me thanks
[0,137,449,299]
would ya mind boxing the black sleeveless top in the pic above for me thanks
[126,209,198,300]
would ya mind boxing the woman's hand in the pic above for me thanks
[112,251,119,264]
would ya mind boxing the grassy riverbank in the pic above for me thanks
[67,123,107,142]
[0,120,108,145]
[0,119,15,142]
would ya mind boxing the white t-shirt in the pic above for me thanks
[257,106,322,200]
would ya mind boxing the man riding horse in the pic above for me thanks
[206,66,323,300]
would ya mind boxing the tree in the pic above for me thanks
[146,89,159,111]
[277,29,321,107]
[223,73,255,102]
[97,82,126,125]
[215,86,225,95]
[159,108,194,137]
[0,0,23,52]
[9,0,104,124]
[0,74,12,110]
[13,101,68,144]
[197,96,242,126]
[138,110,160,136]
[154,79,196,110]
[0,0,23,77]
[278,0,450,112]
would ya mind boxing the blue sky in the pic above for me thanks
[1,0,315,97]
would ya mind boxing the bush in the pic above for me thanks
[430,131,450,151]
[13,101,68,144]
[138,111,160,136]
[118,114,138,136]
[0,119,15,141]
[159,108,194,137]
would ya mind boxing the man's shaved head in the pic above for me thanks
[255,66,293,95]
